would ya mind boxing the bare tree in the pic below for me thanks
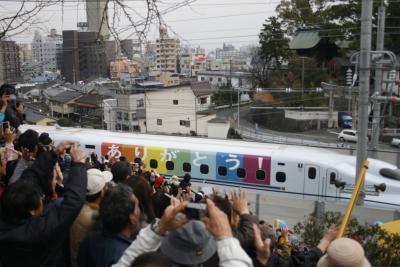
[0,0,60,40]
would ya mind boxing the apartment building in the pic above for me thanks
[0,40,22,84]
[155,26,180,73]
[32,29,63,72]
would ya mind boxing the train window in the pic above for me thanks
[256,170,265,180]
[218,166,227,176]
[85,145,95,149]
[308,167,316,179]
[330,172,336,184]
[237,168,246,178]
[200,164,209,174]
[276,172,286,183]
[183,163,191,172]
[134,158,141,164]
[150,159,158,169]
[166,161,174,171]
[278,162,285,166]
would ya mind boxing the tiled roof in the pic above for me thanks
[190,81,213,97]
[50,91,82,103]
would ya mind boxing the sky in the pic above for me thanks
[1,0,279,52]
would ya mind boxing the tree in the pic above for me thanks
[276,0,362,48]
[259,16,290,70]
[294,211,400,267]
[0,1,58,40]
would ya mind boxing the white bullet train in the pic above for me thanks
[21,125,400,210]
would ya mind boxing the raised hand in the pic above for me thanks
[158,197,188,236]
[253,224,271,265]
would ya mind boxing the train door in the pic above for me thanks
[303,165,320,198]
[325,168,339,200]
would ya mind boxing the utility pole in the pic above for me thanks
[371,2,386,153]
[356,0,373,204]
[301,56,305,100]
[237,88,240,129]
[229,57,233,107]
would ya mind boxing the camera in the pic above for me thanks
[184,202,207,220]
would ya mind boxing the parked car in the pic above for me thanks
[391,138,400,147]
[338,130,358,142]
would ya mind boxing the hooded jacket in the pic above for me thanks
[0,162,87,267]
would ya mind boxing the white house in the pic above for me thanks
[197,70,252,90]
[146,81,216,136]
[103,88,146,133]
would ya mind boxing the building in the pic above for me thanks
[110,56,140,81]
[197,70,252,89]
[146,81,215,136]
[32,29,63,72]
[62,31,116,83]
[215,43,240,60]
[49,91,82,117]
[0,40,22,84]
[155,26,180,73]
[86,0,109,38]
[18,43,32,64]
[103,86,146,133]
[120,39,141,60]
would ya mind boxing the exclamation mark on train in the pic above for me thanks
[258,157,263,170]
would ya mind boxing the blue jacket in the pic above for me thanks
[77,232,132,267]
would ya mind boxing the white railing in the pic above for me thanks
[238,126,352,149]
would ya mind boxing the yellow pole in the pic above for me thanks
[337,160,369,239]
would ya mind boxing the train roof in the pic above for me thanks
[21,125,347,158]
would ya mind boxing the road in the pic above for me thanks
[217,105,400,166]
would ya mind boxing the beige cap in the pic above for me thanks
[317,238,371,267]
[86,168,113,196]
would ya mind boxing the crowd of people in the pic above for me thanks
[0,83,372,267]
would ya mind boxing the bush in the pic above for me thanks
[294,211,400,266]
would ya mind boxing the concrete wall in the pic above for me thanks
[250,108,330,132]
[208,121,230,139]
[196,114,216,136]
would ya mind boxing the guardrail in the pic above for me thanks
[238,126,352,149]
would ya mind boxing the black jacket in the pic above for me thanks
[0,163,87,267]
[4,105,21,130]
[77,232,132,267]
[254,248,323,267]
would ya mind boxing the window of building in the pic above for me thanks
[131,113,137,120]
[117,112,122,120]
[218,166,227,176]
[200,97,207,104]
[209,77,213,82]
[150,159,158,169]
[237,168,246,178]
[218,77,222,82]
[200,164,209,174]
[173,100,178,105]
[201,77,205,81]
[124,113,129,121]
[180,120,190,127]
[166,161,174,171]
[308,167,316,179]
[276,172,286,183]
[122,125,129,131]
[157,119,162,126]
[137,99,144,108]
[183,162,191,172]
[256,170,266,180]
[330,172,336,184]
